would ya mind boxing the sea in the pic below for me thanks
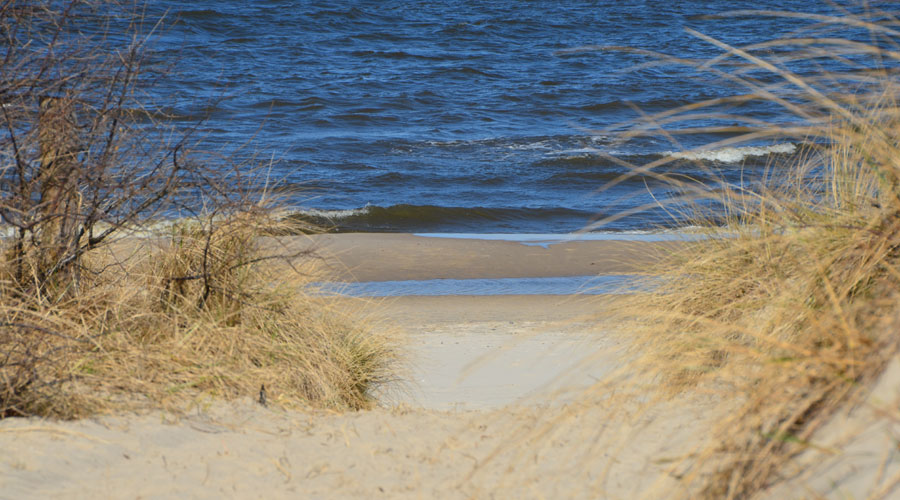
[142,1,871,234]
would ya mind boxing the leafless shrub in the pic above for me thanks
[0,1,399,418]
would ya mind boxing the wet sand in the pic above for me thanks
[300,232,680,281]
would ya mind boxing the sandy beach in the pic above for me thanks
[1,233,898,499]
[303,232,677,281]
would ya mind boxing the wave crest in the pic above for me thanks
[665,143,797,163]
[284,204,595,232]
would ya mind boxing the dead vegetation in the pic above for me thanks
[587,5,900,499]
[0,1,398,418]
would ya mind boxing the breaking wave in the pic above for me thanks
[285,204,597,232]
[664,143,798,163]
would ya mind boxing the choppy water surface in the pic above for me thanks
[145,1,873,232]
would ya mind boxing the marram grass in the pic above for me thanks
[0,212,400,418]
[601,7,900,499]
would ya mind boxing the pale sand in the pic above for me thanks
[0,290,715,499]
[758,355,900,499]
[374,295,621,410]
[0,395,717,499]
[0,234,895,498]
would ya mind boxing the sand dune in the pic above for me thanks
[1,234,896,499]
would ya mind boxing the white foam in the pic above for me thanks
[507,140,553,151]
[292,205,371,220]
[547,147,600,156]
[665,143,797,163]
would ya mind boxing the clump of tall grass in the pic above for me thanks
[598,6,900,498]
[0,211,399,418]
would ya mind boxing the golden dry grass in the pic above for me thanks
[0,211,401,418]
[591,7,900,499]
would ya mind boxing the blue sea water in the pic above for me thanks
[143,1,877,233]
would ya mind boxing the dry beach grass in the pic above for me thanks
[0,213,401,418]
[575,5,900,498]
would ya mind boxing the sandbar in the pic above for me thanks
[300,232,679,281]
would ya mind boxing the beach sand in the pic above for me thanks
[0,284,715,499]
[0,233,895,499]
[302,232,676,281]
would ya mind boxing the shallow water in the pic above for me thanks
[316,274,640,297]
[414,231,707,247]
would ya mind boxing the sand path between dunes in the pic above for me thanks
[1,292,720,500]
[2,234,897,499]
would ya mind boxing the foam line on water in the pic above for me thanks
[664,143,797,163]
